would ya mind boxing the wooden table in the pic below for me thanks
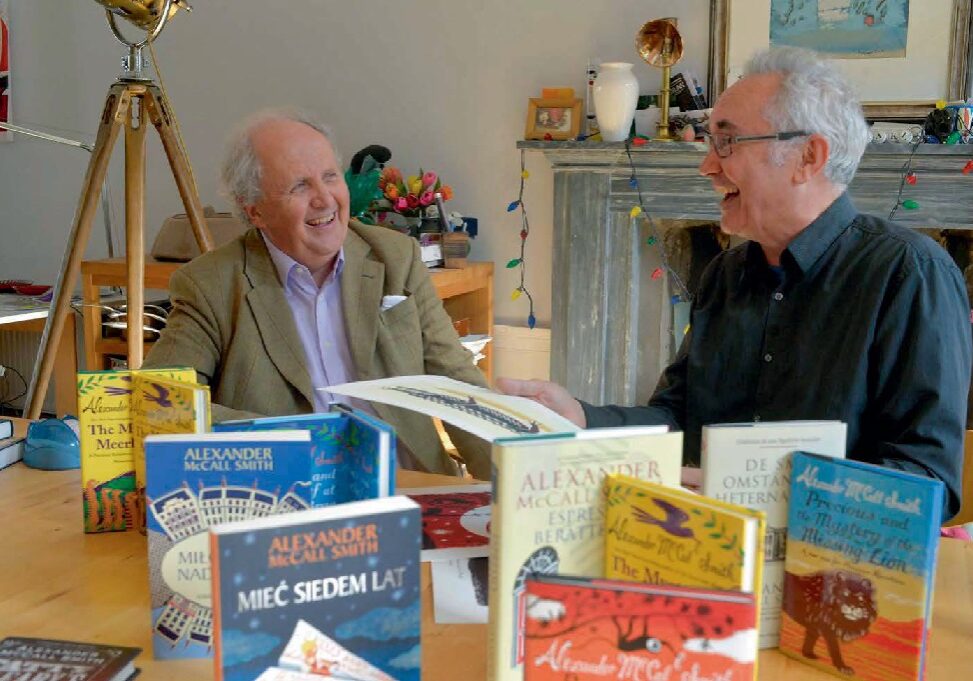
[80,258,494,379]
[1,464,970,680]
[0,298,78,417]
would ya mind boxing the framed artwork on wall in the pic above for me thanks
[708,0,973,120]
[1,0,9,142]
[525,98,582,141]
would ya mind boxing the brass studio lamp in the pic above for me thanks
[23,0,214,419]
[636,18,684,141]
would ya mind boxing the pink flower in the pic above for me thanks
[394,197,409,212]
[422,171,438,188]
[419,191,435,206]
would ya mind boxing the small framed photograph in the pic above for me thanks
[525,98,582,140]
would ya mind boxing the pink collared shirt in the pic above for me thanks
[260,232,371,414]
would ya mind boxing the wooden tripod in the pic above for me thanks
[23,80,214,419]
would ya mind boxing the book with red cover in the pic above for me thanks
[404,483,491,560]
[522,574,757,681]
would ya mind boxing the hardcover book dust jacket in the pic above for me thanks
[145,430,313,660]
[210,496,421,681]
[487,427,682,681]
[701,420,846,647]
[781,452,944,681]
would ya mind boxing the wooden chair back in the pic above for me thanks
[944,429,973,526]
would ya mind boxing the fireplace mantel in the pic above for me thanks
[520,140,973,407]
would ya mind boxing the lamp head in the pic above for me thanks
[94,0,191,32]
[636,18,684,68]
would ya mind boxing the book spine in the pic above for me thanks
[485,452,505,681]
[211,532,224,681]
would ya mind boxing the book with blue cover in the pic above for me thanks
[781,452,944,681]
[210,496,422,681]
[214,406,395,505]
[145,430,313,660]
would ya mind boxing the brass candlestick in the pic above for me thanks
[636,18,684,142]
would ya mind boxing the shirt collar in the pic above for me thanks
[259,230,345,289]
[743,192,858,280]
[784,192,858,274]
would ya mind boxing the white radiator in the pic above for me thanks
[0,329,56,415]
[492,324,551,382]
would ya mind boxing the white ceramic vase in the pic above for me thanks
[593,62,639,142]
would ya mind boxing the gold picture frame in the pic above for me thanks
[525,98,583,141]
[708,0,973,120]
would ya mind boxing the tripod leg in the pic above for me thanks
[145,86,214,253]
[125,89,149,369]
[23,86,131,418]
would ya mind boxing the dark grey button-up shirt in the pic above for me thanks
[583,193,971,518]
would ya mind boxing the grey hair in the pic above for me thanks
[743,47,870,187]
[220,108,340,226]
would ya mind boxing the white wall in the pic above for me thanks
[0,0,711,327]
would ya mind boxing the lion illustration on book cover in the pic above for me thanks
[783,569,877,675]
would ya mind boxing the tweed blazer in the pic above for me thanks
[143,220,491,478]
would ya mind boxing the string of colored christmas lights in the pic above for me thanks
[888,104,973,219]
[505,149,537,329]
[623,141,693,304]
[888,136,924,221]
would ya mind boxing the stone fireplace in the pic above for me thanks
[521,140,973,406]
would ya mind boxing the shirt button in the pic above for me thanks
[764,353,773,362]
[773,292,784,301]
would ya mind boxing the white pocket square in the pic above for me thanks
[380,295,408,311]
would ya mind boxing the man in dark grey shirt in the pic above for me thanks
[499,47,971,519]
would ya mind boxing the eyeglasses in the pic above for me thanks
[702,130,810,158]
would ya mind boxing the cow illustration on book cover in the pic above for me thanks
[781,453,943,681]
[522,575,757,681]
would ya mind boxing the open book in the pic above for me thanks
[325,375,580,441]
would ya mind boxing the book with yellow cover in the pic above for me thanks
[604,474,766,601]
[76,367,196,533]
[487,426,683,681]
[132,372,211,520]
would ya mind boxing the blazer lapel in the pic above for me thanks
[242,230,315,407]
[342,228,384,378]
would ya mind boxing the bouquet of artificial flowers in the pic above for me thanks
[375,166,453,219]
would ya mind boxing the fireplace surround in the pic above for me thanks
[520,140,973,406]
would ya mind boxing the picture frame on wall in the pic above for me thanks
[708,0,973,120]
[525,97,582,141]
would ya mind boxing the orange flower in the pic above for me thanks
[384,184,400,200]
[439,185,453,201]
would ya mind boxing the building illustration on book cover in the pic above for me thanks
[781,453,944,681]
[146,432,313,660]
[210,499,421,681]
[522,575,757,681]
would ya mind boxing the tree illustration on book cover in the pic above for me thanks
[781,453,944,681]
[522,575,757,681]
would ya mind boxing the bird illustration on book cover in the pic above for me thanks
[522,576,757,681]
[780,453,943,681]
